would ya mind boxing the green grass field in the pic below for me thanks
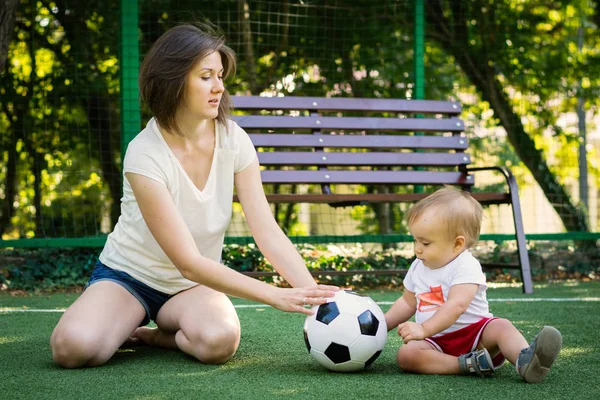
[1,281,599,400]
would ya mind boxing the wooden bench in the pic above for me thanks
[231,95,533,294]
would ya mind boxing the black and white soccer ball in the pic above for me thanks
[303,290,387,372]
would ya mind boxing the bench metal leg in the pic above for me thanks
[467,166,534,294]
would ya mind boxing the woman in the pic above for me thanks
[50,23,337,368]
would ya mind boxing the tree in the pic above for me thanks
[1,0,120,237]
[423,0,599,233]
[0,0,18,74]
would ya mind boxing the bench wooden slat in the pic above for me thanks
[233,193,510,204]
[233,115,464,132]
[260,170,473,185]
[232,95,462,115]
[257,152,470,166]
[249,134,468,150]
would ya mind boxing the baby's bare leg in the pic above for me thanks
[396,340,461,374]
[50,281,146,368]
[479,318,528,364]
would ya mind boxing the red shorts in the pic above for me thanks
[424,317,506,368]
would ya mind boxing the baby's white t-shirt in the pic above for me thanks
[402,250,492,336]
[99,117,257,294]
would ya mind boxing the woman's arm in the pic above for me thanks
[234,159,316,288]
[126,172,336,314]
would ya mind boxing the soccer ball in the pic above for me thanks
[303,290,387,372]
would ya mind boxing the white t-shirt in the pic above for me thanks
[402,250,492,337]
[99,117,257,294]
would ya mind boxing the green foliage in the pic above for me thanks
[0,244,415,291]
[3,0,600,241]
[478,239,600,282]
[0,248,97,291]
[4,242,598,292]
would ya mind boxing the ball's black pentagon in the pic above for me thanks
[316,301,340,325]
[303,328,311,352]
[357,310,379,336]
[324,342,351,364]
[365,350,382,367]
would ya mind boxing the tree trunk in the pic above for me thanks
[31,151,44,235]
[0,109,19,236]
[268,1,290,76]
[0,0,18,74]
[0,0,20,233]
[238,0,259,94]
[87,95,122,229]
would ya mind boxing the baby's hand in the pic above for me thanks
[397,321,426,343]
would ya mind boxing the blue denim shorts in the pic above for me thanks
[86,260,173,326]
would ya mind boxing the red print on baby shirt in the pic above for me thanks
[417,285,445,312]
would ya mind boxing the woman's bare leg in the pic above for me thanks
[50,281,146,368]
[130,284,240,364]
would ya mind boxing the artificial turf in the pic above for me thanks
[1,281,599,399]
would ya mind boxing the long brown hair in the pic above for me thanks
[139,23,236,135]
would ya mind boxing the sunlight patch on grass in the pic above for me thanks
[0,336,24,345]
[563,280,584,287]
[488,282,525,288]
[561,347,591,357]
[217,355,272,370]
[272,388,308,396]
[175,371,215,377]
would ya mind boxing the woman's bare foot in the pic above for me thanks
[123,327,178,349]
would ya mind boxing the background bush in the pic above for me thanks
[1,243,598,292]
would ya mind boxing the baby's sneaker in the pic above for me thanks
[458,348,495,377]
[516,326,562,383]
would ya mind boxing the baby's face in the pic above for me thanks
[409,208,463,269]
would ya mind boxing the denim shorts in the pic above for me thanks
[86,260,173,326]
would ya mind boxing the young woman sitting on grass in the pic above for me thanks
[50,22,337,368]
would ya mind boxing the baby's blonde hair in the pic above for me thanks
[406,186,483,248]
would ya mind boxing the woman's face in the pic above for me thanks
[180,51,225,121]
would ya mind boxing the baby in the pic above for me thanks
[384,187,561,382]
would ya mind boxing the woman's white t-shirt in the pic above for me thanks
[402,250,492,337]
[99,117,257,294]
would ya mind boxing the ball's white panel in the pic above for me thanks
[375,319,388,350]
[333,360,365,373]
[310,349,336,370]
[348,335,379,363]
[304,307,317,328]
[334,291,367,316]
[305,317,334,352]
[327,313,361,346]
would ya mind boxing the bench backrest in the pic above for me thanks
[231,96,472,190]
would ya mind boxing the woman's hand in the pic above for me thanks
[269,285,339,315]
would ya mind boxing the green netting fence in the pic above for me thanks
[1,0,600,250]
